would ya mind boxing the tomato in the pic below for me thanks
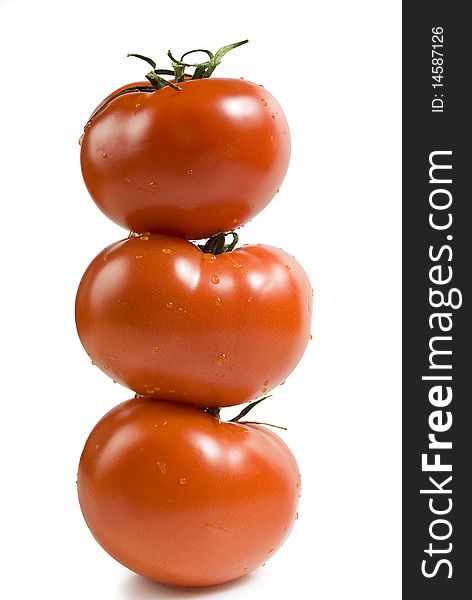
[80,78,290,239]
[77,397,301,587]
[75,234,312,407]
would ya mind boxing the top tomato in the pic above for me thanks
[80,77,290,238]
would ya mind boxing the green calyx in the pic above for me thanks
[204,396,288,431]
[198,232,239,255]
[129,39,249,88]
[85,39,248,126]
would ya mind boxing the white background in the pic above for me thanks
[0,0,401,598]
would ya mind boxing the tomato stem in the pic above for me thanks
[224,232,239,252]
[145,71,182,91]
[84,40,248,127]
[229,396,271,422]
[131,39,248,85]
[85,85,155,126]
[127,53,156,69]
[204,407,221,420]
[181,48,214,62]
[241,421,288,431]
[198,232,239,255]
[202,40,248,78]
[204,396,287,430]
[230,397,288,430]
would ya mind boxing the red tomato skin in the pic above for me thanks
[77,398,301,587]
[75,235,313,407]
[80,78,290,238]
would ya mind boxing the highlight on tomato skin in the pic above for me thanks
[74,234,313,407]
[79,77,291,239]
[77,397,301,588]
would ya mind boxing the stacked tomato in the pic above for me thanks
[75,41,312,588]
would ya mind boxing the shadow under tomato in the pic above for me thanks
[122,572,257,599]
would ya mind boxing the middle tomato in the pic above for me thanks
[75,234,312,407]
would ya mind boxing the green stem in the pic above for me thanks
[181,48,214,62]
[229,396,287,430]
[127,53,156,69]
[229,396,271,422]
[200,232,226,255]
[203,39,248,78]
[145,71,182,91]
[204,407,221,420]
[241,421,288,431]
[86,40,248,127]
[224,232,239,252]
[198,231,239,255]
[86,85,155,125]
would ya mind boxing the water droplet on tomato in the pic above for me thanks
[161,248,172,254]
[148,180,158,187]
[135,255,143,259]
[163,420,168,426]
[261,387,267,393]
[268,548,274,554]
[166,302,174,309]
[151,346,160,352]
[157,462,167,475]
[271,113,276,119]
[78,133,84,146]
[205,522,214,528]
[95,444,100,450]
[135,102,141,108]
[260,98,268,106]
[263,380,269,387]
[285,264,291,270]
[169,389,176,394]
[186,169,193,175]
[247,296,253,303]
[102,152,108,158]
[140,235,149,241]
[125,177,131,183]
[233,218,241,225]
[180,477,187,485]
[103,364,109,370]
[232,263,242,269]
[214,297,221,306]
[269,135,274,141]
[217,353,227,364]
[211,275,220,284]
[203,253,216,262]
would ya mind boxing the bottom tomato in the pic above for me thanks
[77,397,301,587]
